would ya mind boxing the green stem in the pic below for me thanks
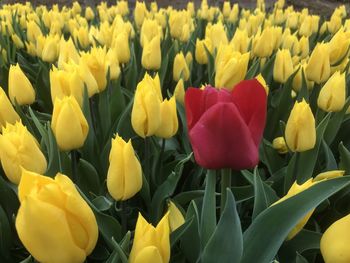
[294,152,301,184]
[144,137,150,182]
[120,201,127,234]
[220,169,232,214]
[200,169,217,249]
[71,150,78,183]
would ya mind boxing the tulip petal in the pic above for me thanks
[189,102,258,169]
[231,79,267,147]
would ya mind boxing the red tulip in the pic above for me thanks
[185,79,267,170]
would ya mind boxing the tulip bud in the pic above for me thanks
[131,73,162,138]
[205,21,228,50]
[299,36,309,59]
[185,52,193,66]
[317,71,346,112]
[142,35,161,70]
[0,87,20,129]
[255,74,269,95]
[41,35,59,63]
[222,2,231,18]
[0,122,47,184]
[134,2,148,29]
[299,16,313,37]
[51,96,89,151]
[8,63,35,105]
[73,27,90,49]
[195,38,213,65]
[168,201,185,232]
[230,29,250,54]
[292,64,314,92]
[58,37,80,69]
[107,135,142,201]
[85,6,95,20]
[252,27,274,58]
[174,79,185,104]
[16,170,98,263]
[328,30,350,66]
[129,213,170,263]
[80,47,108,92]
[285,99,316,152]
[273,49,294,83]
[140,19,162,47]
[272,137,288,154]
[155,97,178,139]
[50,66,84,106]
[215,46,249,90]
[305,43,330,84]
[27,21,42,43]
[11,34,24,49]
[173,52,190,82]
[114,31,130,64]
[321,214,350,263]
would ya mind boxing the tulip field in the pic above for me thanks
[1,0,350,262]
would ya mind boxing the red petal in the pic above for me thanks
[189,102,259,170]
[185,88,204,130]
[231,79,267,147]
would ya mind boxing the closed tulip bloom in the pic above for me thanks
[305,43,330,84]
[255,74,269,95]
[106,48,121,80]
[173,52,190,82]
[0,122,47,184]
[205,21,228,50]
[129,213,170,263]
[285,99,316,152]
[0,87,20,129]
[317,71,346,112]
[115,31,130,64]
[299,36,309,59]
[328,30,350,66]
[321,214,350,263]
[134,2,148,29]
[142,35,161,70]
[11,34,24,49]
[51,96,89,151]
[16,170,98,263]
[195,38,213,65]
[80,47,108,92]
[230,29,250,54]
[26,21,42,43]
[215,48,249,90]
[57,37,80,69]
[168,201,185,232]
[299,16,313,37]
[107,135,142,201]
[8,63,35,105]
[252,27,274,58]
[272,137,288,154]
[174,79,185,104]
[222,2,231,18]
[131,73,162,138]
[274,170,344,240]
[292,63,314,92]
[85,6,95,20]
[185,79,267,169]
[140,19,162,47]
[50,66,84,106]
[155,97,178,139]
[273,49,294,83]
[41,35,59,63]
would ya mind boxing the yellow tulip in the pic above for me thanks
[140,19,162,47]
[195,38,212,65]
[80,47,108,92]
[292,64,314,92]
[252,27,275,58]
[255,74,269,95]
[129,213,170,263]
[0,122,47,184]
[73,27,90,49]
[26,20,42,43]
[131,73,162,138]
[117,0,129,16]
[285,99,316,152]
[16,170,98,263]
[174,79,185,105]
[215,46,249,90]
[41,35,59,63]
[107,135,142,201]
[321,214,350,263]
[134,2,148,29]
[273,49,294,83]
[51,96,89,151]
[11,34,24,49]
[299,36,309,59]
[0,87,20,129]
[142,35,161,70]
[155,97,178,139]
[85,6,95,20]
[57,37,80,69]
[328,30,350,66]
[274,170,344,240]
[299,16,314,37]
[50,66,84,106]
[173,52,190,82]
[205,21,228,50]
[327,14,342,34]
[222,2,231,18]
[8,63,35,105]
[305,43,330,84]
[113,31,130,64]
[272,137,288,154]
[317,71,346,112]
[168,201,185,232]
[230,29,250,54]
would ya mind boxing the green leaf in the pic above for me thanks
[241,176,350,263]
[339,142,350,174]
[180,201,201,263]
[295,253,309,263]
[201,189,243,263]
[150,153,192,223]
[0,206,11,261]
[170,217,194,247]
[200,170,217,249]
[252,168,278,219]
[76,159,101,195]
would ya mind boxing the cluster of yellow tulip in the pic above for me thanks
[0,0,349,262]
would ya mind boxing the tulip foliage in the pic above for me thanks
[0,0,350,263]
